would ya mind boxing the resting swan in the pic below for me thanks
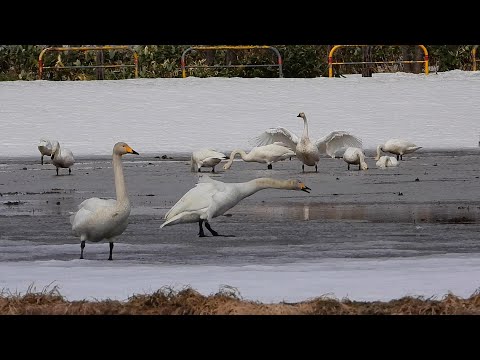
[38,138,53,165]
[191,148,227,173]
[51,140,75,175]
[69,142,139,260]
[343,147,368,170]
[375,138,422,161]
[251,112,363,172]
[160,175,311,237]
[376,156,399,169]
[223,142,296,170]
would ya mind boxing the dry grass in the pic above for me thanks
[1,284,480,315]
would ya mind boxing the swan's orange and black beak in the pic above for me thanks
[300,183,311,193]
[126,146,139,155]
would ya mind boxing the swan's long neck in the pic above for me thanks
[238,178,293,198]
[375,144,383,160]
[112,153,129,203]
[230,149,249,161]
[301,115,309,139]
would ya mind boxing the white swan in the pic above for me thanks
[191,148,227,173]
[69,142,139,260]
[223,142,296,170]
[375,138,422,161]
[376,156,399,169]
[251,112,363,172]
[160,175,311,237]
[51,140,75,175]
[343,147,368,170]
[38,138,53,165]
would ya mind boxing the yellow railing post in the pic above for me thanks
[328,45,429,77]
[38,46,139,80]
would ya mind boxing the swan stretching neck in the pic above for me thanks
[161,176,311,237]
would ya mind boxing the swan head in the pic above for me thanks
[288,179,311,193]
[114,142,139,156]
[297,112,306,119]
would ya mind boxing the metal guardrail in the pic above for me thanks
[38,46,139,80]
[328,45,429,77]
[180,45,283,78]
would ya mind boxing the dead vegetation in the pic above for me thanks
[1,284,479,315]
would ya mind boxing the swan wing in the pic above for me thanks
[315,131,363,158]
[163,176,226,220]
[250,127,299,151]
[70,197,117,229]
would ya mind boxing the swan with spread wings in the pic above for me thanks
[251,112,363,172]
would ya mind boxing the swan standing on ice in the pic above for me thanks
[375,138,422,161]
[251,112,363,172]
[376,156,399,169]
[343,147,368,170]
[223,142,296,170]
[38,138,53,165]
[160,175,311,237]
[70,142,139,260]
[191,148,227,173]
[51,140,75,175]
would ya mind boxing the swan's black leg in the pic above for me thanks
[315,164,318,173]
[358,164,361,171]
[80,240,85,259]
[56,168,59,176]
[198,168,201,172]
[198,219,206,237]
[397,154,400,161]
[205,221,219,236]
[400,154,403,160]
[302,164,305,172]
[348,164,350,170]
[108,242,114,261]
[41,156,44,165]
[267,164,272,170]
[211,167,215,173]
[69,168,71,175]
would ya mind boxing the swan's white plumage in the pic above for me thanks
[51,140,75,174]
[161,175,310,232]
[343,147,368,170]
[38,138,53,164]
[223,143,295,170]
[376,156,399,168]
[250,112,363,171]
[69,142,138,260]
[375,138,422,160]
[191,148,227,172]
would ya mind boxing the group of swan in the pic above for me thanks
[55,112,422,260]
[37,138,75,175]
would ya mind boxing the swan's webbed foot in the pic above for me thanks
[108,242,114,261]
[205,221,219,236]
[80,240,85,259]
[267,164,273,170]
